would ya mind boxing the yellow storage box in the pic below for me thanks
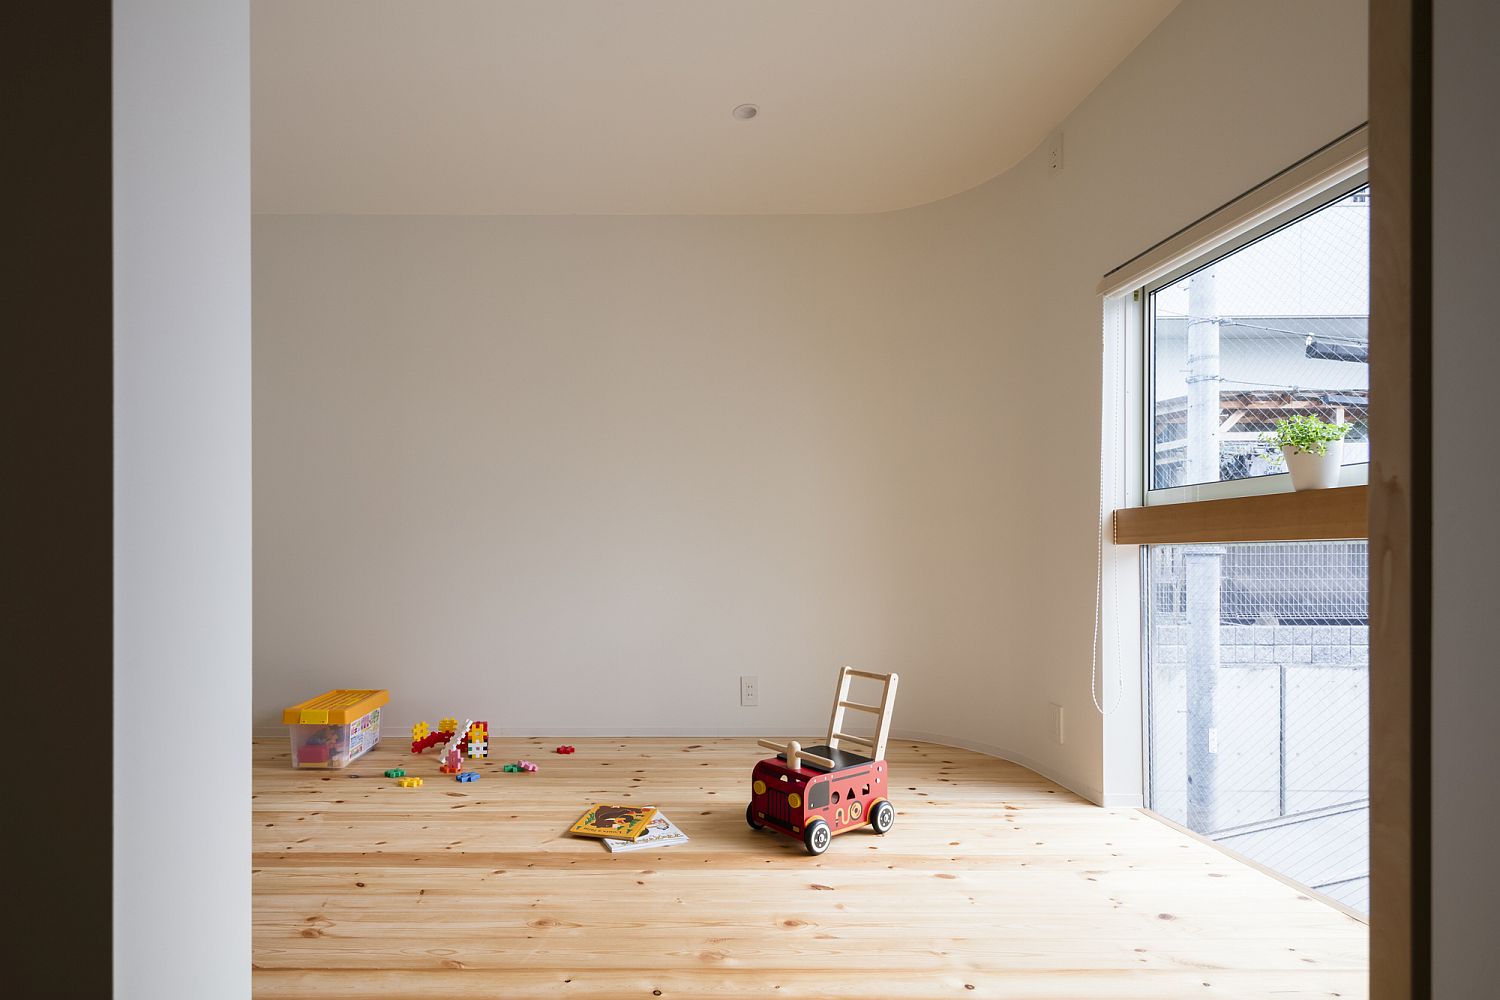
[283,689,389,769]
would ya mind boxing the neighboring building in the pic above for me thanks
[1152,314,1369,489]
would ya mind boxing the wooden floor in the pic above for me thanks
[253,737,1368,999]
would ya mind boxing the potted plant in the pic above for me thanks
[1263,414,1351,491]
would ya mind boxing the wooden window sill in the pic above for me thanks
[1113,485,1368,545]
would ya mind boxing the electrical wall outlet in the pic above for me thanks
[1051,703,1064,744]
[740,675,758,707]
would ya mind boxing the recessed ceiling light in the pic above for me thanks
[732,104,759,120]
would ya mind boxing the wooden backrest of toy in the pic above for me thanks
[826,667,899,761]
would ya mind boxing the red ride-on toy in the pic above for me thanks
[746,667,899,855]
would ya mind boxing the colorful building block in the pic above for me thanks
[411,729,451,754]
[398,776,423,787]
[502,763,520,773]
[465,721,489,758]
[412,721,430,741]
[517,760,538,772]
[437,725,471,774]
[456,771,480,783]
[298,743,332,764]
[438,717,459,734]
[554,745,575,754]
[384,768,406,778]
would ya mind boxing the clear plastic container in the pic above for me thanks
[283,689,389,769]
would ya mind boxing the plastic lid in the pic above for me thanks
[282,689,389,725]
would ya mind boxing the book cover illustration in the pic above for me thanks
[603,812,690,853]
[568,803,658,840]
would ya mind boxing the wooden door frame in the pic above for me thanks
[1368,1,1432,997]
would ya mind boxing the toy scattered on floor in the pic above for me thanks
[398,776,423,788]
[501,760,537,773]
[746,666,900,856]
[437,720,473,774]
[439,747,464,774]
[555,745,575,754]
[283,689,389,770]
[466,721,489,758]
[411,718,489,757]
[517,759,537,772]
[503,762,521,773]
[384,768,406,778]
[456,771,480,783]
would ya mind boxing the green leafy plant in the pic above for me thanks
[1262,413,1351,457]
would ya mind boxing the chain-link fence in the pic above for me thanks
[1151,186,1370,490]
[1146,541,1369,913]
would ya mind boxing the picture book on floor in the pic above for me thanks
[568,803,658,841]
[602,812,689,853]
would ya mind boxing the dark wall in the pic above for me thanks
[2,2,114,996]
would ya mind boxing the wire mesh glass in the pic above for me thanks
[1146,541,1369,914]
[1151,185,1370,490]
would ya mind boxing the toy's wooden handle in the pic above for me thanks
[757,739,835,770]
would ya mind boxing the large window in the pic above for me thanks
[1148,182,1370,496]
[1131,164,1371,916]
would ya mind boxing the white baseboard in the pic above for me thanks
[253,724,799,740]
[255,722,1118,806]
[1101,792,1145,809]
[890,728,1105,806]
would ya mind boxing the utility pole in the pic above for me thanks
[1184,269,1224,832]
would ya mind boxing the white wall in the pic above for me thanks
[255,213,911,740]
[254,0,1367,801]
[115,1,251,997]
[1431,0,1500,993]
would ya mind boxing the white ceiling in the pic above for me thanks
[253,0,1179,215]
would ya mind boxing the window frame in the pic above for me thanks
[1095,128,1372,821]
[1115,161,1376,919]
[1139,170,1372,507]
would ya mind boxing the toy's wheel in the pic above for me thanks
[803,819,831,856]
[746,803,765,830]
[870,799,895,835]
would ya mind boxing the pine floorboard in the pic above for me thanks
[253,737,1367,999]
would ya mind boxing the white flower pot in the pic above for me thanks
[1281,440,1344,491]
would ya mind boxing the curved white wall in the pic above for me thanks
[254,0,1367,800]
[870,0,1369,798]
